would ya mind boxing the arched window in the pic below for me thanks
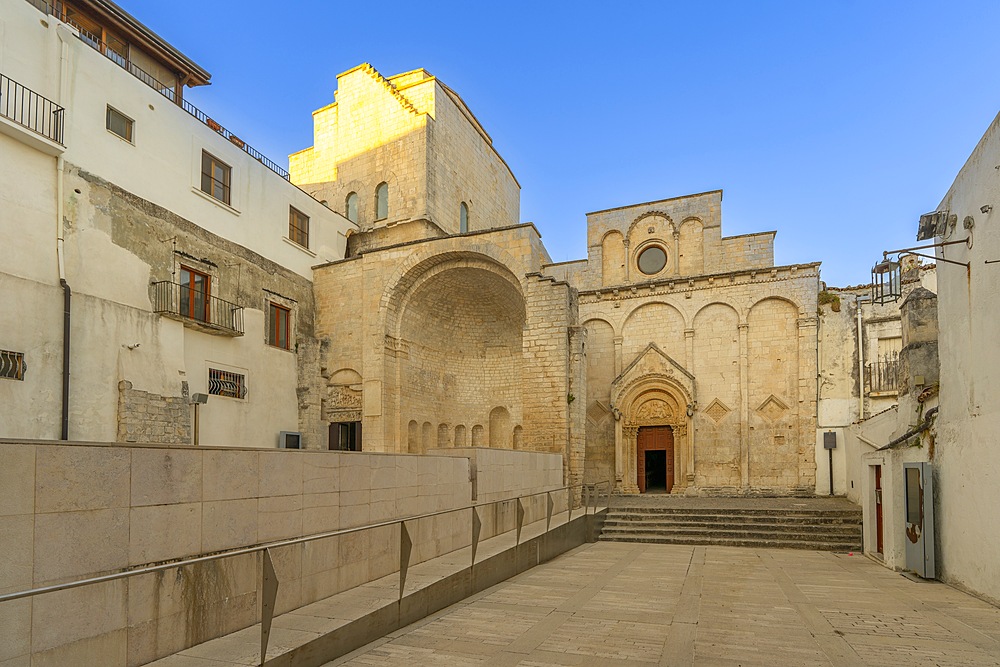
[374,182,388,221]
[345,192,358,223]
[460,201,469,233]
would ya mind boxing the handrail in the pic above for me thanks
[0,479,612,605]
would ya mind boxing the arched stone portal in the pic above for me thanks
[611,344,696,494]
[386,255,526,452]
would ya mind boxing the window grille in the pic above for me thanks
[0,350,26,380]
[209,368,247,399]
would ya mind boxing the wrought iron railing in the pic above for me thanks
[23,0,290,179]
[866,353,900,394]
[0,71,65,144]
[152,280,244,335]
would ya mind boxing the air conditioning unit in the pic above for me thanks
[278,431,301,449]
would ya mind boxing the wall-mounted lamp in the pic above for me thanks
[190,393,209,446]
[686,403,695,417]
[981,205,992,214]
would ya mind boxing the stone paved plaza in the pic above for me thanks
[325,542,1000,667]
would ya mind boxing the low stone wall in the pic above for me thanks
[0,439,563,667]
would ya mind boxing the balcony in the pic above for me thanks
[24,0,290,179]
[866,354,899,396]
[0,71,65,152]
[152,281,244,336]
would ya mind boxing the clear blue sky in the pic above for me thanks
[136,1,1000,287]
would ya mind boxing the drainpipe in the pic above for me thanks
[856,295,870,421]
[56,24,72,439]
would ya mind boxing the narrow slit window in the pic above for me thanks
[375,182,388,220]
[460,201,469,233]
[346,192,358,223]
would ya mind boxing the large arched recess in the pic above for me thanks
[384,253,526,452]
[747,297,800,489]
[692,302,741,487]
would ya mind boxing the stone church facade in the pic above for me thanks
[292,64,820,495]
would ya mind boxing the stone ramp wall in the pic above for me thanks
[0,440,563,667]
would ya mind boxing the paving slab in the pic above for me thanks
[326,543,1000,667]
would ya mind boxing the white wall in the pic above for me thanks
[0,0,353,445]
[0,0,354,280]
[184,310,298,449]
[931,110,1000,604]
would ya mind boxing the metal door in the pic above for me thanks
[903,462,935,578]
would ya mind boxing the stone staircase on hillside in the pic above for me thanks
[599,497,863,551]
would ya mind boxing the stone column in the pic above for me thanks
[738,321,750,491]
[622,425,640,493]
[672,230,681,275]
[674,422,690,491]
[797,316,819,490]
[614,417,624,491]
[623,239,631,283]
[613,336,624,376]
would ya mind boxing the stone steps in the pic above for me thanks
[599,501,862,551]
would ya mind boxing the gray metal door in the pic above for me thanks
[903,462,935,578]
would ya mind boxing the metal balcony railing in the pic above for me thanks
[152,281,244,336]
[23,0,290,180]
[0,72,65,144]
[866,353,900,394]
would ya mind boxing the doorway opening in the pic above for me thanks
[645,450,667,492]
[874,465,884,555]
[636,425,674,493]
[330,421,362,451]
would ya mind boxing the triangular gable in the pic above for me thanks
[614,343,694,386]
[611,343,696,405]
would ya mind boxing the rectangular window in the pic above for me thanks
[268,302,290,349]
[106,106,133,142]
[209,368,247,399]
[288,206,309,248]
[201,151,231,205]
[0,350,26,381]
[179,266,211,322]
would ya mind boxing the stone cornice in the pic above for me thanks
[577,263,821,304]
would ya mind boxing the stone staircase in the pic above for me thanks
[599,497,863,551]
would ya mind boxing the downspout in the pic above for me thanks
[56,24,72,439]
[856,295,870,421]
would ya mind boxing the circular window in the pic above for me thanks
[637,246,667,275]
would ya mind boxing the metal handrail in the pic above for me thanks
[0,479,612,605]
[0,71,65,144]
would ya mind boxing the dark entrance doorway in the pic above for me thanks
[637,426,674,493]
[875,465,884,555]
[645,450,667,491]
